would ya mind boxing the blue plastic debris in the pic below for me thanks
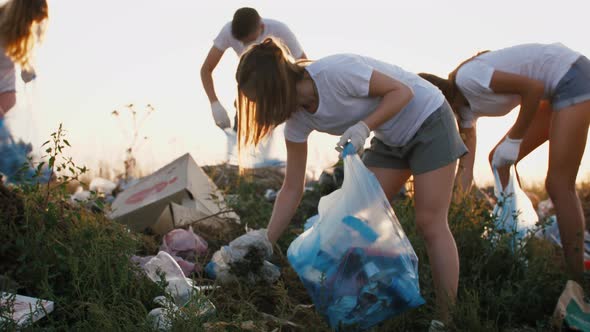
[0,121,50,184]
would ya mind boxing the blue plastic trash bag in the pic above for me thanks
[287,144,424,331]
[304,214,319,231]
[0,119,50,184]
[491,166,538,250]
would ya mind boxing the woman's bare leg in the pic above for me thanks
[413,161,459,323]
[546,100,590,283]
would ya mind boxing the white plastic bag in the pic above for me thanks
[491,166,538,249]
[205,229,280,284]
[144,251,194,306]
[140,252,216,331]
[287,144,424,330]
[223,128,285,168]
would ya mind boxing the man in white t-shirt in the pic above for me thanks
[200,7,307,130]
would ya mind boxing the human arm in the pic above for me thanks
[489,71,545,140]
[200,46,231,128]
[266,140,308,243]
[457,126,477,194]
[337,70,414,152]
[200,46,224,103]
[489,71,545,166]
[363,70,414,130]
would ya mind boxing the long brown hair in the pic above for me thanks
[419,50,490,105]
[0,0,48,70]
[235,37,306,151]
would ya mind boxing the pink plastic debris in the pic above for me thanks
[159,226,208,276]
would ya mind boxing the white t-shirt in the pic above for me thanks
[284,54,445,147]
[213,18,304,58]
[456,43,581,128]
[0,46,16,93]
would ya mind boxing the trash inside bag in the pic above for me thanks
[205,229,280,284]
[287,144,424,331]
[490,166,538,250]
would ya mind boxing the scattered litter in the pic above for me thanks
[259,312,301,328]
[89,177,117,195]
[534,215,590,262]
[131,226,208,277]
[160,226,208,276]
[0,292,54,327]
[206,229,280,284]
[552,280,590,331]
[264,189,277,202]
[287,144,424,330]
[109,153,239,235]
[139,251,216,331]
[537,198,554,220]
[70,186,91,203]
[489,166,538,250]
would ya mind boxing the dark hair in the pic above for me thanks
[231,7,261,40]
[419,50,490,105]
[418,73,455,102]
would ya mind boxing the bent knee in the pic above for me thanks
[415,213,450,242]
[545,174,576,199]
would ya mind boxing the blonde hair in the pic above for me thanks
[0,0,48,70]
[235,37,306,155]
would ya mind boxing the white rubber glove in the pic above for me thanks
[492,136,522,167]
[206,229,279,284]
[228,228,273,260]
[336,121,371,155]
[211,101,231,129]
[21,68,36,83]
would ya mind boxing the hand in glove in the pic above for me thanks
[227,228,273,261]
[205,229,279,284]
[336,121,370,155]
[492,136,522,167]
[211,101,231,129]
[21,68,36,83]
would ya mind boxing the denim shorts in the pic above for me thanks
[362,102,468,175]
[552,56,590,111]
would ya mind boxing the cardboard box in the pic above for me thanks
[109,153,239,234]
[0,293,54,326]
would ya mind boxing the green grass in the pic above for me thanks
[0,162,577,331]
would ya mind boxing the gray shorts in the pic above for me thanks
[552,56,590,111]
[362,102,468,175]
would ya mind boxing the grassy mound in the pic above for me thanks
[0,163,576,331]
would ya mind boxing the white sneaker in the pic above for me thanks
[428,320,446,332]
